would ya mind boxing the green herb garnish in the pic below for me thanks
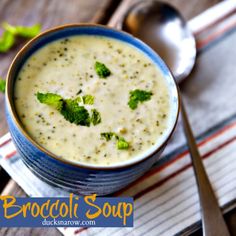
[74,96,82,103]
[117,137,129,150]
[36,92,100,127]
[95,61,111,78]
[0,23,41,53]
[91,109,101,125]
[0,31,15,53]
[0,78,6,93]
[100,132,129,150]
[82,94,94,105]
[2,23,41,38]
[36,92,63,110]
[128,89,153,110]
[101,132,117,141]
[61,99,90,126]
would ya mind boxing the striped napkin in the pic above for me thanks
[0,1,236,235]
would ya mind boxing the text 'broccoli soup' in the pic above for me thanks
[15,36,171,166]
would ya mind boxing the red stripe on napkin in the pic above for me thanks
[114,121,236,196]
[133,136,236,200]
[5,150,17,159]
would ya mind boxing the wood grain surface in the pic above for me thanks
[0,0,231,236]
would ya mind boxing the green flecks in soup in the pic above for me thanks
[14,35,171,166]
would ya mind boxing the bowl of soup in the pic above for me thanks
[5,24,179,195]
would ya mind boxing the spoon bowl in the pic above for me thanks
[120,0,196,83]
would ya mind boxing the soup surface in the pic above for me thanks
[15,35,171,166]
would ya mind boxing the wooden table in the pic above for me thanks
[1,0,236,235]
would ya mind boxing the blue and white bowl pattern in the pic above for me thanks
[6,24,179,195]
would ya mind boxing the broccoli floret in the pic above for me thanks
[95,61,111,78]
[128,89,153,110]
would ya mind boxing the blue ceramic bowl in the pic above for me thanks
[6,24,179,195]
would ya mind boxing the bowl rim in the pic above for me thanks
[6,23,180,170]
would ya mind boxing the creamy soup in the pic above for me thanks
[14,36,171,166]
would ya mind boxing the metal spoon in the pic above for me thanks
[119,1,230,235]
[118,0,196,83]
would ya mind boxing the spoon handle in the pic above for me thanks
[180,98,230,236]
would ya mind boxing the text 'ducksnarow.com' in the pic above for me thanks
[42,218,96,226]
